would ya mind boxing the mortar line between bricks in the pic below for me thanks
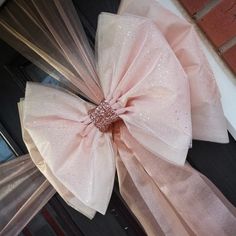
[193,0,221,21]
[219,36,236,54]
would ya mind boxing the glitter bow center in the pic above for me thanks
[88,101,119,132]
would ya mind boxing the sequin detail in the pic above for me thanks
[88,101,119,132]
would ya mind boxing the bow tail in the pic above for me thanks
[116,157,166,236]
[114,124,192,236]
[114,124,236,236]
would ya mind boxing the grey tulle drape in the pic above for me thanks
[0,155,55,236]
[0,0,103,103]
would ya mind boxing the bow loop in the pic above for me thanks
[22,82,116,214]
[97,13,192,165]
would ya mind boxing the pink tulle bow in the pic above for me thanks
[18,1,235,235]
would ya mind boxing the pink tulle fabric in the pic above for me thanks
[15,0,236,235]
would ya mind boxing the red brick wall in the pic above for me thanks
[178,0,236,75]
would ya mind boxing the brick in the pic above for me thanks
[198,0,236,47]
[178,0,210,15]
[222,44,236,74]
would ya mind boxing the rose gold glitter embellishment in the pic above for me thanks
[88,101,119,132]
